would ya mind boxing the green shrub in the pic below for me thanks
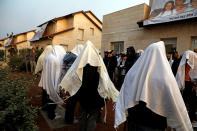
[8,49,31,72]
[7,48,44,72]
[0,50,5,61]
[0,69,38,131]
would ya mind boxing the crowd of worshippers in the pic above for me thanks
[34,40,196,131]
[103,48,144,88]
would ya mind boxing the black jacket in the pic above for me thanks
[76,64,105,112]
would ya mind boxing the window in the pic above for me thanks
[161,38,177,53]
[192,37,197,50]
[90,28,94,36]
[111,41,124,54]
[78,28,84,40]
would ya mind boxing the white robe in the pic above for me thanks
[176,50,197,90]
[39,45,66,104]
[71,44,84,56]
[115,41,192,131]
[60,40,119,102]
[35,45,53,74]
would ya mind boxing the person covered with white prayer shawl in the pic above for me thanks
[39,45,66,120]
[60,44,84,124]
[115,41,192,131]
[176,50,197,122]
[60,40,119,131]
[34,45,53,74]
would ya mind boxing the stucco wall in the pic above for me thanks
[102,4,145,54]
[0,40,3,46]
[56,17,74,32]
[31,39,52,49]
[17,41,31,50]
[27,32,35,41]
[16,34,26,43]
[85,12,102,29]
[3,38,8,44]
[52,30,74,51]
[73,13,102,50]
[43,22,56,37]
[30,12,102,52]
[101,3,197,55]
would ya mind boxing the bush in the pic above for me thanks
[7,48,44,72]
[0,69,38,131]
[0,50,5,61]
[8,49,31,72]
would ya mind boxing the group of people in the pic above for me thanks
[103,47,143,89]
[35,41,119,131]
[34,40,196,131]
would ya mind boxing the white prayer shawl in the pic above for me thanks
[60,40,119,102]
[176,50,197,90]
[39,45,66,104]
[169,58,174,67]
[35,45,53,74]
[115,41,192,131]
[71,44,84,56]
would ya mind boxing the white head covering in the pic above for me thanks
[115,41,192,131]
[35,45,53,74]
[136,49,144,56]
[71,44,84,56]
[39,45,66,104]
[176,50,197,90]
[60,40,119,102]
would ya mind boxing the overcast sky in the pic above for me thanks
[0,0,149,39]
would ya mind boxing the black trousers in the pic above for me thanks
[42,89,56,120]
[128,121,165,131]
[183,81,197,121]
[79,106,100,131]
[65,95,78,124]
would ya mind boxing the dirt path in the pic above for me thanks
[24,73,124,131]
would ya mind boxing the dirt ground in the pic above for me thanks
[7,72,197,131]
[22,72,125,131]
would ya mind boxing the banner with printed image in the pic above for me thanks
[144,0,197,25]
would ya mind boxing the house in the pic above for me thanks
[101,0,197,55]
[0,30,35,58]
[31,10,102,51]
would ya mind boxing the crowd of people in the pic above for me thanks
[103,47,143,89]
[34,40,196,131]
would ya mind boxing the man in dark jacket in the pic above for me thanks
[125,46,138,73]
[76,64,105,131]
[103,51,109,67]
[171,51,181,76]
[107,50,117,82]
